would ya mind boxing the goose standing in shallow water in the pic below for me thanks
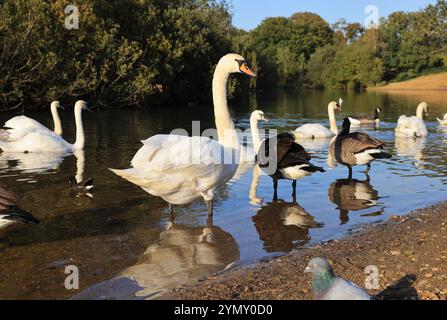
[1,101,64,138]
[294,101,342,139]
[348,107,382,127]
[330,118,392,179]
[256,130,325,201]
[0,100,88,153]
[395,102,429,138]
[110,54,256,216]
[437,113,447,125]
[0,186,40,229]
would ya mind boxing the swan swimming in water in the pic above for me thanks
[2,101,64,137]
[294,101,342,139]
[0,100,88,153]
[110,54,256,215]
[395,102,429,138]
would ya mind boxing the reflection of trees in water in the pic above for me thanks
[252,200,322,253]
[73,218,239,300]
[328,178,383,224]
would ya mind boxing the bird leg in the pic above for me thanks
[348,166,353,180]
[273,178,279,202]
[207,214,214,227]
[168,203,175,222]
[292,180,297,199]
[364,164,371,174]
[207,201,214,216]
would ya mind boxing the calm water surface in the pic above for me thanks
[0,89,446,299]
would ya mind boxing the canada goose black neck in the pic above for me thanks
[374,108,381,120]
[341,118,351,135]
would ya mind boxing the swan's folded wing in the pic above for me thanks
[132,135,233,171]
[115,135,238,204]
[2,116,52,141]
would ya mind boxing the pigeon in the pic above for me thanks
[305,257,372,300]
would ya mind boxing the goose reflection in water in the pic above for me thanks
[249,164,322,252]
[252,200,322,253]
[73,216,239,300]
[328,177,384,225]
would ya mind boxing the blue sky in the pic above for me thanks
[231,0,438,30]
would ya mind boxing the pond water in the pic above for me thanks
[0,89,446,299]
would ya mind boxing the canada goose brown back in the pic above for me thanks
[257,132,325,199]
[331,118,391,178]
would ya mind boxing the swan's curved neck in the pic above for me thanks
[213,67,239,150]
[416,105,425,120]
[51,106,63,136]
[73,107,85,150]
[250,117,262,153]
[328,105,338,134]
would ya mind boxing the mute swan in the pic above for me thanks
[294,101,342,139]
[110,54,256,215]
[0,186,40,229]
[395,102,429,138]
[2,101,64,137]
[348,107,382,127]
[437,113,447,125]
[330,118,391,179]
[0,100,88,153]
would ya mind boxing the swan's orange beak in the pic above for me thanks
[240,63,256,78]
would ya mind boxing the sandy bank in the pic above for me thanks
[372,73,447,91]
[161,202,447,300]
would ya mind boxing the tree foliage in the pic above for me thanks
[0,0,232,110]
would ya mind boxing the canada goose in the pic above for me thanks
[348,107,382,127]
[330,118,391,179]
[257,132,325,201]
[395,102,429,138]
[0,186,40,228]
[437,113,447,125]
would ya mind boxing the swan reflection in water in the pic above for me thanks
[395,137,427,169]
[250,165,322,252]
[328,177,383,225]
[0,151,68,174]
[73,217,239,300]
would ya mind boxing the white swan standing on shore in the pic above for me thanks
[0,101,88,153]
[1,101,64,137]
[437,113,447,125]
[110,54,256,215]
[294,101,342,139]
[395,102,429,138]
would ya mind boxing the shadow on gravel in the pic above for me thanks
[376,275,419,300]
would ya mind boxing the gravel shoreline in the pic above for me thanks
[161,202,447,300]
